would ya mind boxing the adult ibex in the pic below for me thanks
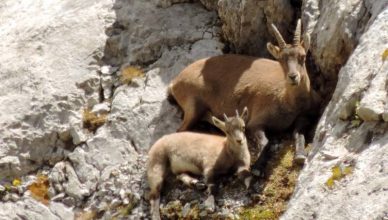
[147,108,251,220]
[168,19,320,162]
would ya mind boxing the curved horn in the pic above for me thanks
[293,19,301,46]
[270,23,286,48]
[223,113,229,121]
[235,109,240,118]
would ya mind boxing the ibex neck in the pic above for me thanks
[225,139,248,158]
[284,67,312,107]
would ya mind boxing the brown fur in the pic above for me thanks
[171,54,315,131]
[168,21,321,160]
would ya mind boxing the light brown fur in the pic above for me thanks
[170,55,313,131]
[147,110,250,220]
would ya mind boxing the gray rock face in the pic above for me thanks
[159,0,296,57]
[2,0,224,218]
[302,0,388,93]
[282,1,388,219]
[0,0,114,177]
[0,0,387,219]
[0,198,61,220]
[217,0,295,56]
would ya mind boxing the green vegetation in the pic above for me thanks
[382,48,388,61]
[240,142,303,220]
[325,164,353,189]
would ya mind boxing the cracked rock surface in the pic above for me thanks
[283,1,388,219]
[0,0,113,177]
[1,0,226,218]
[0,0,387,219]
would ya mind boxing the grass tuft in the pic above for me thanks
[240,142,302,219]
[120,66,144,84]
[160,200,183,219]
[28,174,50,205]
[83,109,107,132]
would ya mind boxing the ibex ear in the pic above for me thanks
[212,116,226,133]
[241,106,249,122]
[302,34,310,52]
[267,43,281,59]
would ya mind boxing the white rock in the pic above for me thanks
[0,157,21,175]
[100,66,110,75]
[69,126,89,145]
[101,74,114,99]
[358,66,386,121]
[67,146,100,192]
[49,162,66,184]
[0,198,60,220]
[2,194,10,202]
[0,0,114,178]
[91,102,111,115]
[63,162,90,201]
[50,202,74,220]
[51,193,66,202]
[10,193,19,202]
[283,2,388,219]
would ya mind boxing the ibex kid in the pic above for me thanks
[147,108,251,220]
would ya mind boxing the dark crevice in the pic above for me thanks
[129,138,139,153]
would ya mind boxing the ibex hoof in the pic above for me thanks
[194,182,207,191]
[244,176,252,189]
[294,154,306,165]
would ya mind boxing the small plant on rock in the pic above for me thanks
[83,109,107,132]
[28,174,50,205]
[240,142,302,220]
[349,101,363,128]
[325,163,353,189]
[120,66,144,84]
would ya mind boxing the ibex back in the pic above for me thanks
[168,19,320,161]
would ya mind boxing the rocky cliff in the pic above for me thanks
[0,0,386,219]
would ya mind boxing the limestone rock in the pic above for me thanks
[282,2,388,219]
[302,0,388,93]
[0,0,114,177]
[91,102,111,115]
[50,202,75,220]
[358,65,386,121]
[62,162,90,201]
[1,0,387,219]
[69,126,90,146]
[217,0,295,56]
[0,198,61,220]
[104,0,220,66]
